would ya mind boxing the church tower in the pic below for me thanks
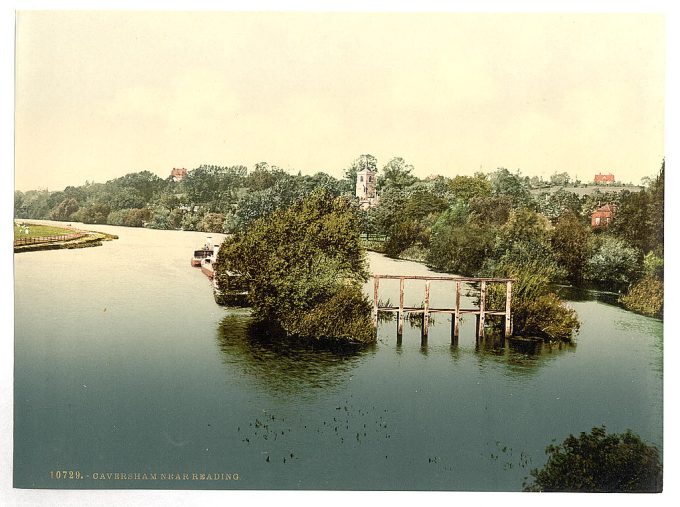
[355,168,378,209]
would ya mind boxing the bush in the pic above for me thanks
[384,219,425,258]
[123,208,152,227]
[524,426,662,492]
[517,292,580,342]
[643,251,664,278]
[199,212,226,233]
[620,275,663,318]
[485,258,579,342]
[585,235,641,287]
[146,207,170,229]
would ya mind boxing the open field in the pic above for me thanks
[13,221,118,253]
[14,222,76,240]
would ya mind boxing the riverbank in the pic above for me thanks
[13,221,118,253]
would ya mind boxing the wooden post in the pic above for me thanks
[422,280,430,340]
[397,277,405,337]
[478,281,486,338]
[452,280,461,344]
[504,280,512,337]
[373,276,380,329]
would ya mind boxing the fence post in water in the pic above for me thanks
[504,280,512,337]
[422,280,431,341]
[397,277,405,338]
[452,280,461,345]
[373,275,380,329]
[477,281,486,339]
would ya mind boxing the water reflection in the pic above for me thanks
[216,314,372,398]
[555,284,622,307]
[381,314,576,379]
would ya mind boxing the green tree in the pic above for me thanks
[384,219,427,258]
[378,157,417,191]
[427,203,496,275]
[14,191,25,218]
[611,190,650,252]
[449,173,492,202]
[18,190,52,219]
[147,207,171,229]
[620,251,663,318]
[647,159,664,255]
[108,187,146,211]
[498,208,551,249]
[123,208,152,227]
[468,195,513,227]
[524,427,662,492]
[112,170,165,202]
[479,208,578,341]
[621,276,663,318]
[245,162,288,191]
[551,211,591,283]
[489,167,532,207]
[215,189,373,344]
[199,213,226,233]
[585,235,641,287]
[76,202,111,224]
[535,189,582,222]
[549,171,571,186]
[50,198,80,221]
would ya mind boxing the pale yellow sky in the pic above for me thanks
[14,11,665,190]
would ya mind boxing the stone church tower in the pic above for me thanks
[355,168,379,209]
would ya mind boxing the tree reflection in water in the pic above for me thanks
[216,314,374,398]
[389,314,577,379]
[472,331,576,379]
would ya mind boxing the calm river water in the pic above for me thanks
[14,222,663,491]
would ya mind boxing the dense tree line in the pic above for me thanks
[15,156,664,326]
[360,159,664,326]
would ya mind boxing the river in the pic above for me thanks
[13,222,663,491]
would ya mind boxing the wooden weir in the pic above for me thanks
[372,275,513,343]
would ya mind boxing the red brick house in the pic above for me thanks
[591,203,616,228]
[594,173,615,184]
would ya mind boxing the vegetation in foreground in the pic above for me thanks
[213,189,374,345]
[523,426,662,492]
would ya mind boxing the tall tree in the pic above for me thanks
[378,157,417,191]
[448,173,492,202]
[489,167,532,207]
[551,211,591,283]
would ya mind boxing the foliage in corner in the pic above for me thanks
[523,426,662,492]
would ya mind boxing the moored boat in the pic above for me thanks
[191,236,218,267]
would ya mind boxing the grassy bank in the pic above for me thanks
[13,221,118,253]
[14,222,76,239]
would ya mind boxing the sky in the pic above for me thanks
[14,11,665,190]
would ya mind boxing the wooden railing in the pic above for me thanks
[372,274,513,341]
[14,233,85,246]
